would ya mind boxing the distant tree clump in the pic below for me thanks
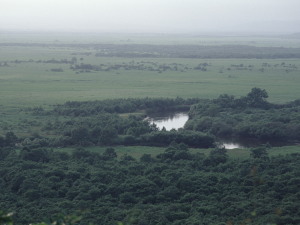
[186,88,300,143]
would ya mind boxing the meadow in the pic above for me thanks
[55,145,300,160]
[1,44,300,108]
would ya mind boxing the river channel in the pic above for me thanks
[146,112,247,149]
[146,112,293,149]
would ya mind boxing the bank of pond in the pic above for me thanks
[1,89,300,152]
[1,88,296,152]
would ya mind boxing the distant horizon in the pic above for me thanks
[1,29,299,37]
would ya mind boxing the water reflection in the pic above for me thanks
[146,113,287,149]
[146,112,189,131]
[220,142,244,149]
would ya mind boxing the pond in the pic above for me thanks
[146,112,290,149]
[218,141,245,149]
[146,112,246,149]
[146,112,189,131]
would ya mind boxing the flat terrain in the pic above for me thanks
[56,145,300,160]
[1,56,300,107]
[1,33,300,108]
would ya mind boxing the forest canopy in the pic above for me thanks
[3,88,296,150]
[0,145,299,225]
[0,88,300,225]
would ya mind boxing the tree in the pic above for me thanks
[71,57,77,65]
[100,127,118,144]
[20,148,50,163]
[215,94,235,108]
[140,154,154,163]
[4,132,18,147]
[245,87,269,108]
[72,147,92,160]
[0,148,11,160]
[0,211,13,225]
[250,147,269,160]
[70,127,90,146]
[205,147,228,166]
[103,148,117,159]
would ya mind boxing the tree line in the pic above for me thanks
[2,43,300,58]
[0,144,299,224]
[186,88,300,143]
[4,89,300,150]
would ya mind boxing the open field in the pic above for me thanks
[54,145,300,160]
[1,44,300,108]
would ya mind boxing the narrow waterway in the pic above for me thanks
[146,112,245,149]
[146,112,291,149]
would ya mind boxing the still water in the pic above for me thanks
[219,142,244,149]
[147,113,245,149]
[146,112,279,149]
[146,112,189,131]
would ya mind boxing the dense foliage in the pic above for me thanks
[21,89,300,150]
[52,97,198,116]
[0,145,299,225]
[0,90,300,225]
[186,88,300,144]
[23,98,215,149]
[0,90,296,151]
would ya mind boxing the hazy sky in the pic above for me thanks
[1,0,299,33]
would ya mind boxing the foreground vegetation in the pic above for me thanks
[1,143,299,225]
[0,89,299,224]
[186,88,300,144]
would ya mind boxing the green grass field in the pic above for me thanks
[1,45,300,107]
[1,33,300,108]
[54,145,300,160]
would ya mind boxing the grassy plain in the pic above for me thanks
[54,145,300,160]
[1,33,300,108]
[1,45,300,107]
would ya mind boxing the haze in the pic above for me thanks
[1,0,300,34]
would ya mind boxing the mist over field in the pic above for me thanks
[1,0,300,34]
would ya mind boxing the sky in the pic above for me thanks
[0,0,300,34]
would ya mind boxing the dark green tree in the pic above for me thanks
[103,148,117,160]
[245,87,269,108]
[205,147,228,166]
[250,147,269,160]
[70,127,90,146]
[1,132,18,147]
[0,211,13,225]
